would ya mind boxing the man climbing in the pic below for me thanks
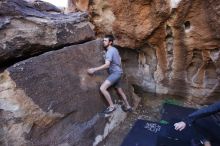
[174,101,220,146]
[87,35,132,114]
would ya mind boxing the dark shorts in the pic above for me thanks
[106,72,122,88]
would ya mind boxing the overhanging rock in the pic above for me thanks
[0,0,95,65]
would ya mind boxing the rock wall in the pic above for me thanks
[0,0,94,66]
[67,0,89,12]
[1,0,220,145]
[0,40,130,146]
[69,0,220,104]
[0,0,134,145]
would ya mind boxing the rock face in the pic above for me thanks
[67,0,220,103]
[88,0,170,48]
[0,40,131,146]
[67,0,89,12]
[0,1,133,146]
[0,0,95,66]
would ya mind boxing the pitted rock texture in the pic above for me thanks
[0,1,133,146]
[88,0,170,48]
[0,0,95,66]
[69,0,220,103]
[0,40,131,146]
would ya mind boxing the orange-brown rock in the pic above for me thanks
[88,0,170,48]
[163,0,220,103]
[67,0,89,12]
[75,0,220,103]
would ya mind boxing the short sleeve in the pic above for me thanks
[105,49,113,62]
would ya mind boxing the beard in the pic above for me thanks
[103,44,109,50]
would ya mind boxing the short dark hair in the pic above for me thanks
[104,35,114,43]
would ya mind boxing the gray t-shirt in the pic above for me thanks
[105,46,123,74]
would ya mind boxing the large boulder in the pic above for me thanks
[0,0,95,66]
[123,0,220,103]
[0,40,131,146]
[69,0,220,103]
[87,0,170,48]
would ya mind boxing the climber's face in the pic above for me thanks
[103,38,112,48]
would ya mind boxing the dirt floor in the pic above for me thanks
[98,92,198,146]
